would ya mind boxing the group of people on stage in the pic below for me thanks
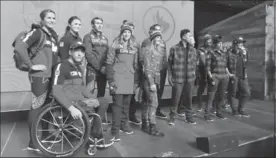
[13,9,251,152]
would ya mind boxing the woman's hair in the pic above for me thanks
[39,9,55,20]
[65,16,81,35]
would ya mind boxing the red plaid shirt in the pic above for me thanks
[168,41,197,83]
[206,49,228,79]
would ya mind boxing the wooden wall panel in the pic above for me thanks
[198,1,274,100]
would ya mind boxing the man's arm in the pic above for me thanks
[105,41,117,85]
[206,52,212,78]
[143,50,155,86]
[52,63,73,109]
[83,34,100,71]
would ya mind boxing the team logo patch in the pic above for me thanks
[59,42,64,47]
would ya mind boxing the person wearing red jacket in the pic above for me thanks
[52,41,113,147]
[83,17,110,124]
[14,9,59,152]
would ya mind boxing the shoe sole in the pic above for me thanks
[168,122,175,126]
[26,147,41,152]
[41,140,62,144]
[96,141,114,148]
[217,117,227,120]
[128,120,142,125]
[186,120,197,124]
[156,115,168,119]
[111,137,121,142]
[119,130,134,135]
[241,115,250,118]
[177,114,186,117]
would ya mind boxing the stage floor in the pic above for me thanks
[1,99,275,157]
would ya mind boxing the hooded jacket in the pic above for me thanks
[14,23,59,77]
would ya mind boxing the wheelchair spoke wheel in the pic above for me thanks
[32,103,91,157]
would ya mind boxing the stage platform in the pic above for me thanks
[1,99,275,157]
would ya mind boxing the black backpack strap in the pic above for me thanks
[35,29,46,53]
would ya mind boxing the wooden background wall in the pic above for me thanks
[198,1,275,100]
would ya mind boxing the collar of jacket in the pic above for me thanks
[178,41,189,48]
[67,30,79,39]
[91,29,102,38]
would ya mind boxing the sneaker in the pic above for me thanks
[177,112,185,117]
[197,108,203,112]
[186,118,197,124]
[96,135,114,148]
[222,104,230,109]
[232,111,241,116]
[26,142,40,152]
[111,133,121,142]
[102,120,112,125]
[216,113,227,120]
[192,112,196,116]
[120,125,134,135]
[239,111,250,117]
[210,108,217,115]
[129,116,142,125]
[168,117,175,126]
[156,111,167,119]
[204,115,214,122]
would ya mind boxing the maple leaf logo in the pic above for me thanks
[153,10,170,34]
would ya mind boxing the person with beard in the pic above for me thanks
[14,9,59,151]
[52,41,114,148]
[83,17,110,124]
[196,34,213,112]
[204,35,229,122]
[226,36,250,117]
[140,30,167,137]
[106,24,140,141]
[168,29,198,125]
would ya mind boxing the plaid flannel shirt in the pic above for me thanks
[206,49,228,79]
[168,41,198,83]
[227,47,249,78]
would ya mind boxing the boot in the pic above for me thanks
[141,120,150,133]
[149,124,164,137]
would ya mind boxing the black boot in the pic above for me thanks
[149,124,164,137]
[141,120,150,133]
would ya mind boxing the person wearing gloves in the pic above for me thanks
[106,23,140,141]
[140,30,167,137]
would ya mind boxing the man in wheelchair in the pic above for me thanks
[52,41,114,148]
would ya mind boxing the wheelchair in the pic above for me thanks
[30,98,113,157]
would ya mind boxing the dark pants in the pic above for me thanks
[111,94,132,134]
[28,76,50,147]
[228,77,250,112]
[197,79,207,109]
[129,69,167,117]
[96,73,107,97]
[170,81,194,119]
[86,70,107,98]
[205,77,229,115]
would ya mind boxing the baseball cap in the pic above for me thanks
[233,36,246,44]
[70,41,86,51]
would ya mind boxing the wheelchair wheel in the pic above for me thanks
[31,102,91,157]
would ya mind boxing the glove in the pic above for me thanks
[109,82,117,95]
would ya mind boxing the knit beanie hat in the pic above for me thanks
[120,24,132,33]
[150,30,162,41]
